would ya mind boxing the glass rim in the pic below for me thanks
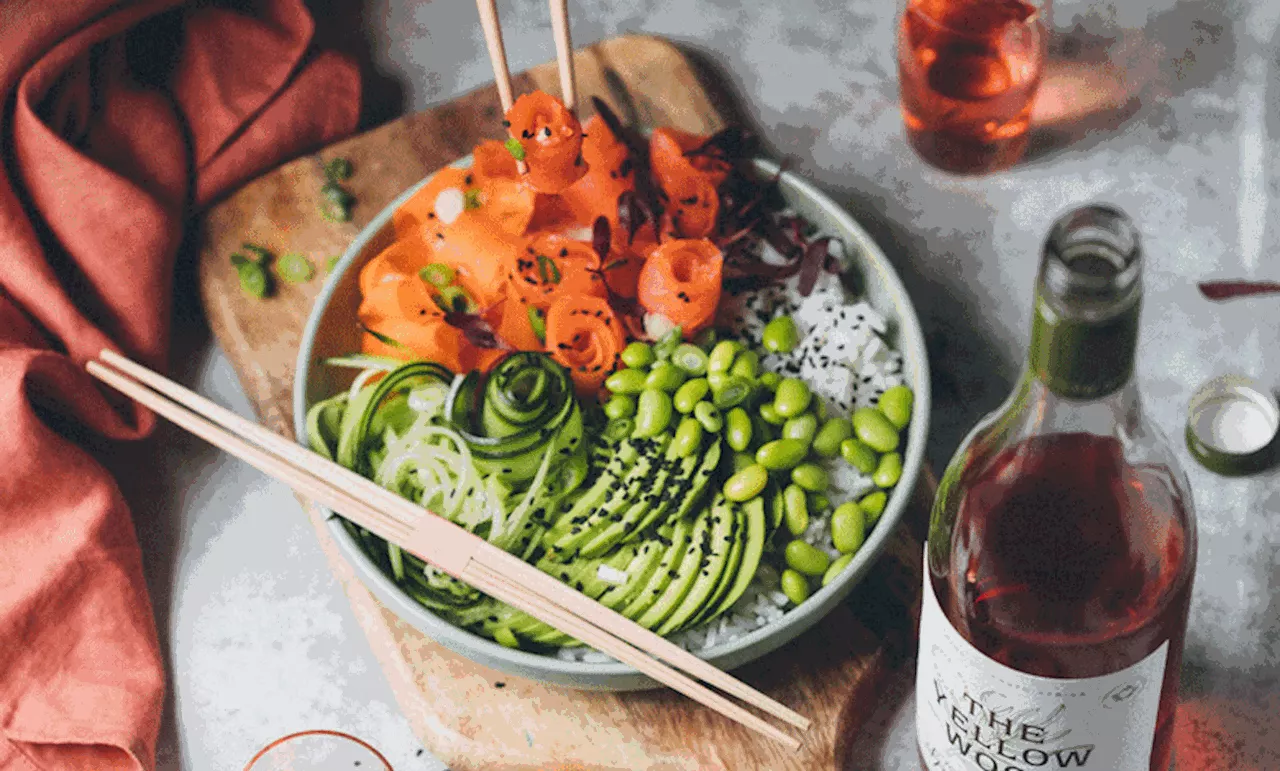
[242,729,395,771]
[905,0,1046,38]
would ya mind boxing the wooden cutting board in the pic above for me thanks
[196,35,928,770]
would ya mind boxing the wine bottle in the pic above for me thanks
[915,205,1197,771]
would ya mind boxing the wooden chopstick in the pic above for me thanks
[547,0,577,112]
[474,0,515,112]
[474,0,531,175]
[89,350,810,738]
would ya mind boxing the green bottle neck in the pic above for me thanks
[1028,290,1141,400]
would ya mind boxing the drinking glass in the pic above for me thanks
[897,0,1048,173]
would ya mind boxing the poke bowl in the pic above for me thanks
[293,104,930,691]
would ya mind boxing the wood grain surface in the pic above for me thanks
[196,35,927,770]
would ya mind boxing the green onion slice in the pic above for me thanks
[419,262,456,288]
[276,252,314,283]
[324,157,353,182]
[527,306,547,343]
[504,137,526,161]
[235,261,270,298]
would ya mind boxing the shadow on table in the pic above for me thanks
[1024,0,1236,165]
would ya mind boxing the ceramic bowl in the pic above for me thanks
[293,157,930,690]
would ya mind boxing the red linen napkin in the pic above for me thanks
[0,1,360,768]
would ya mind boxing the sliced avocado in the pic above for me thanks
[542,439,640,543]
[527,532,671,648]
[579,450,695,558]
[657,495,738,635]
[548,437,668,559]
[632,440,722,537]
[597,529,670,610]
[518,524,546,561]
[493,544,641,641]
[704,495,767,623]
[619,516,693,622]
[690,503,745,629]
[635,506,713,630]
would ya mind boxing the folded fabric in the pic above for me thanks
[0,1,360,769]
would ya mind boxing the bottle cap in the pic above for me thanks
[1185,375,1279,476]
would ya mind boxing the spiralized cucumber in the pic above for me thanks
[309,354,589,640]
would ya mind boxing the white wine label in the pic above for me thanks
[916,547,1167,771]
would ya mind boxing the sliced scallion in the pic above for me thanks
[324,157,353,182]
[276,252,314,283]
[420,262,456,288]
[235,261,270,298]
[504,137,526,161]
[527,306,547,342]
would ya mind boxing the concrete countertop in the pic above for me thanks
[146,0,1279,767]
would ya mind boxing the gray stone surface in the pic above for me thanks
[147,0,1279,767]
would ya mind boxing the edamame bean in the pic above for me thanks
[780,569,811,605]
[605,368,646,394]
[693,401,723,432]
[724,464,768,502]
[839,437,879,474]
[729,349,760,379]
[760,371,781,390]
[831,502,865,554]
[634,389,673,438]
[645,362,687,392]
[814,398,828,422]
[726,408,753,452]
[673,417,704,458]
[756,438,808,470]
[852,407,899,452]
[785,540,831,577]
[774,378,812,418]
[604,394,636,420]
[750,413,776,447]
[759,402,785,425]
[732,451,756,473]
[813,418,853,458]
[782,414,818,446]
[859,490,887,528]
[674,378,710,414]
[791,462,829,492]
[652,327,682,361]
[878,385,914,430]
[761,315,800,353]
[708,340,741,374]
[672,343,709,376]
[620,341,654,369]
[822,553,854,587]
[809,493,830,512]
[712,375,754,409]
[783,483,809,536]
[873,452,903,488]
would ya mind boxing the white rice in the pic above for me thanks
[554,264,905,663]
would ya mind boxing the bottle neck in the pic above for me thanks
[1028,288,1141,400]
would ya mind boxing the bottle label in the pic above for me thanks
[916,547,1168,771]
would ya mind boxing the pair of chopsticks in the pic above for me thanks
[87,350,809,747]
[476,0,577,114]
